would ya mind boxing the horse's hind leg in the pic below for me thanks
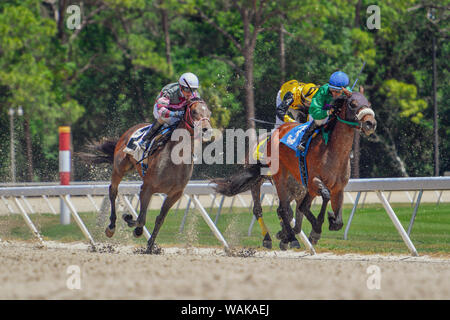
[146,191,183,254]
[251,179,272,249]
[105,153,134,237]
[273,169,300,250]
[105,167,128,237]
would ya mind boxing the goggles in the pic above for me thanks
[181,85,192,93]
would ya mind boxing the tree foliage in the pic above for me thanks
[0,0,448,182]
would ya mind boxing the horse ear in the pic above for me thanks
[342,87,352,97]
[359,86,364,94]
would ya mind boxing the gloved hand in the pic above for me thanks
[322,103,333,110]
[283,114,295,123]
[170,111,184,118]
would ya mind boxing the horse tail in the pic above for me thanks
[211,163,265,197]
[76,139,118,165]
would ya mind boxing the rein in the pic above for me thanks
[336,115,359,127]
[333,96,374,129]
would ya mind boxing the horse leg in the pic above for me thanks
[302,193,317,229]
[328,190,344,231]
[146,191,183,254]
[276,201,299,250]
[302,178,331,244]
[105,183,118,238]
[251,179,272,249]
[273,167,300,250]
[293,197,307,235]
[106,159,132,238]
[129,182,153,238]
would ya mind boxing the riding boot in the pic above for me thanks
[297,122,318,152]
[138,120,163,149]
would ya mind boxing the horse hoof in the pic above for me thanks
[276,230,287,241]
[105,227,115,238]
[133,227,143,238]
[122,214,136,227]
[145,244,162,255]
[329,221,344,231]
[308,230,321,245]
[263,240,272,249]
[275,231,282,240]
[289,240,301,249]
[279,241,289,251]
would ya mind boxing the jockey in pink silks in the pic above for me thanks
[138,72,201,148]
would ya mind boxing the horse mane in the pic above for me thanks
[188,97,204,103]
[319,96,346,136]
[333,96,347,110]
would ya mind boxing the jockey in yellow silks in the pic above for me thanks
[275,80,319,128]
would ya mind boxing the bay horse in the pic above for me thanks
[79,98,212,253]
[212,88,376,249]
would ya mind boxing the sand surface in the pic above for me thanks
[0,240,449,300]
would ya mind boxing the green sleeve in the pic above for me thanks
[309,86,329,120]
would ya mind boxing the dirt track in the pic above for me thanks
[0,240,449,300]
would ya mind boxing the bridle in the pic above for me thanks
[333,94,375,129]
[183,99,211,136]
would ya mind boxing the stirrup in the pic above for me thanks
[141,162,148,176]
[297,143,306,151]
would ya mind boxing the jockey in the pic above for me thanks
[138,72,201,148]
[297,71,352,151]
[275,80,319,128]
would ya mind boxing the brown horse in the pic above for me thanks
[80,98,212,253]
[212,88,376,249]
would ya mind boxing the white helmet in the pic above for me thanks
[178,72,199,89]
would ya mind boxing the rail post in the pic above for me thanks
[59,126,71,225]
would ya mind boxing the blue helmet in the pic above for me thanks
[329,71,349,89]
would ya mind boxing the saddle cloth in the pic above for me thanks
[123,124,172,162]
[122,125,151,161]
[280,121,319,187]
[280,120,313,157]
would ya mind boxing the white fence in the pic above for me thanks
[1,177,450,256]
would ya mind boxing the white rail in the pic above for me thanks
[1,177,449,256]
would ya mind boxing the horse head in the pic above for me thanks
[335,87,377,136]
[185,98,213,142]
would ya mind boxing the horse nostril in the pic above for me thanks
[202,127,208,133]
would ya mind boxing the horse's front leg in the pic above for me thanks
[146,191,183,254]
[293,196,309,235]
[304,177,331,244]
[123,182,153,237]
[328,190,344,231]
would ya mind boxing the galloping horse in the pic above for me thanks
[212,88,376,249]
[80,98,212,253]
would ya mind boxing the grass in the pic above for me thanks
[1,202,449,256]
